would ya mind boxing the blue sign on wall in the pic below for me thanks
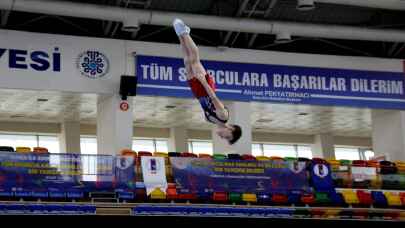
[170,158,310,194]
[136,55,405,110]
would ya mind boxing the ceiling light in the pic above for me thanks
[275,32,292,44]
[297,0,315,11]
[122,18,140,32]
[217,46,228,51]
[257,118,272,123]
[10,114,26,118]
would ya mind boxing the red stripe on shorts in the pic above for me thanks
[188,74,216,98]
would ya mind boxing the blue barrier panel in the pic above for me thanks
[82,205,96,214]
[67,191,84,199]
[14,191,31,197]
[30,204,46,214]
[117,191,135,199]
[0,203,96,215]
[49,191,66,198]
[0,190,13,197]
[32,191,48,198]
[134,205,296,218]
[5,204,25,214]
[46,204,61,214]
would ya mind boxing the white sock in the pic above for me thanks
[173,18,190,36]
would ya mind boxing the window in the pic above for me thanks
[363,150,375,160]
[0,133,59,153]
[79,137,169,181]
[0,134,38,151]
[38,135,61,167]
[132,139,154,152]
[0,133,61,174]
[335,147,360,160]
[252,144,262,157]
[155,140,169,153]
[38,136,60,154]
[80,137,97,154]
[132,138,169,153]
[335,147,374,160]
[188,140,213,155]
[297,145,313,159]
[252,143,312,158]
[263,144,296,157]
[80,137,98,181]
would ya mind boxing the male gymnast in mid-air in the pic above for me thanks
[173,18,242,145]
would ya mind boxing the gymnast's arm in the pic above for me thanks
[197,75,228,120]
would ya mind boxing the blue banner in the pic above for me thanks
[170,158,310,194]
[136,55,405,110]
[0,152,136,192]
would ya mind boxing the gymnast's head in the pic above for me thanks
[216,124,242,145]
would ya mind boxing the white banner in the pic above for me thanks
[351,166,377,182]
[141,156,167,195]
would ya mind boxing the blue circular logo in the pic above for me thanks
[77,50,109,79]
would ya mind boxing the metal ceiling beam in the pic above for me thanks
[12,15,48,28]
[258,37,373,57]
[248,0,277,48]
[1,10,11,27]
[131,0,152,39]
[52,15,94,35]
[103,0,115,35]
[229,0,261,47]
[110,0,130,37]
[388,43,400,57]
[393,43,405,57]
[222,0,250,45]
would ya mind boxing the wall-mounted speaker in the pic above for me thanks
[119,75,138,100]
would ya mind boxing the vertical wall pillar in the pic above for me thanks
[372,110,405,161]
[311,133,335,158]
[168,126,188,152]
[97,94,133,155]
[59,121,81,154]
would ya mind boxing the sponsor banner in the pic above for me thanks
[141,156,167,195]
[170,157,310,194]
[0,152,136,192]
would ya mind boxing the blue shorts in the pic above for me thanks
[198,96,227,125]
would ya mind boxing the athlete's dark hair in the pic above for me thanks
[229,124,242,145]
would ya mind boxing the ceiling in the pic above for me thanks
[1,0,404,58]
[0,89,372,137]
